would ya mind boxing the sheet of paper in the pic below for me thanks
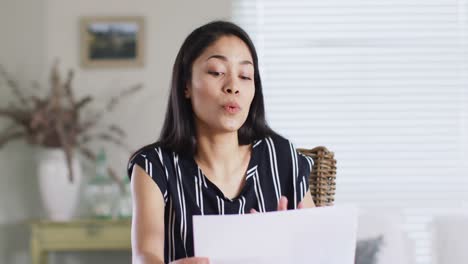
[193,205,358,264]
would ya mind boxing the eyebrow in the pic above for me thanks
[206,54,253,66]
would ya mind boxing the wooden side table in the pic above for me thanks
[30,219,131,264]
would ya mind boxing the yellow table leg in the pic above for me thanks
[31,234,48,264]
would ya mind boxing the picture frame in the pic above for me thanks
[80,16,145,68]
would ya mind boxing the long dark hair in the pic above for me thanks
[139,20,275,157]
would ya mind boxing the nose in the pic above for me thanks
[223,74,240,95]
[224,87,239,94]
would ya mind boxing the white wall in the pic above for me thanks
[0,0,46,263]
[0,0,231,263]
[44,0,232,176]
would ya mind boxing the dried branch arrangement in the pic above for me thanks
[0,62,142,185]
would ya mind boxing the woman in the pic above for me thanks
[128,20,315,264]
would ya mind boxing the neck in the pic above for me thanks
[194,123,249,181]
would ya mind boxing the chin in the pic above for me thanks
[219,118,244,132]
[202,114,248,133]
[222,123,242,132]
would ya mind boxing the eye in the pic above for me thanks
[240,75,252,80]
[208,71,224,77]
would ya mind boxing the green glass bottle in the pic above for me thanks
[84,148,119,219]
[117,175,132,219]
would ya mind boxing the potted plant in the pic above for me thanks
[0,61,142,220]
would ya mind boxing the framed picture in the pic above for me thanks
[80,16,145,68]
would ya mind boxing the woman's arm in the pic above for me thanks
[131,165,210,264]
[130,164,165,264]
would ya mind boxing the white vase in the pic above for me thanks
[36,147,82,221]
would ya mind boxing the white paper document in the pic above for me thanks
[193,205,358,264]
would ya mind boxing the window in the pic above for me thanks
[232,0,468,263]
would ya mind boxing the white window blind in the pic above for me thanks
[232,1,468,263]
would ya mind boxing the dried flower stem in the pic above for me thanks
[0,131,25,148]
[0,65,29,107]
[0,62,142,183]
[79,146,125,193]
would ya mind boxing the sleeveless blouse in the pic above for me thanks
[127,134,313,263]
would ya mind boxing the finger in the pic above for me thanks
[250,208,258,214]
[195,257,210,264]
[298,201,304,209]
[277,196,288,211]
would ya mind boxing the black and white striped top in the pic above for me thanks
[127,134,314,263]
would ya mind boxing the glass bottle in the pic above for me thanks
[84,148,119,219]
[116,176,132,219]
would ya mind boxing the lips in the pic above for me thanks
[222,102,241,114]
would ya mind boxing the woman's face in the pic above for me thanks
[186,35,255,134]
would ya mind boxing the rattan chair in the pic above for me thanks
[297,146,336,207]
